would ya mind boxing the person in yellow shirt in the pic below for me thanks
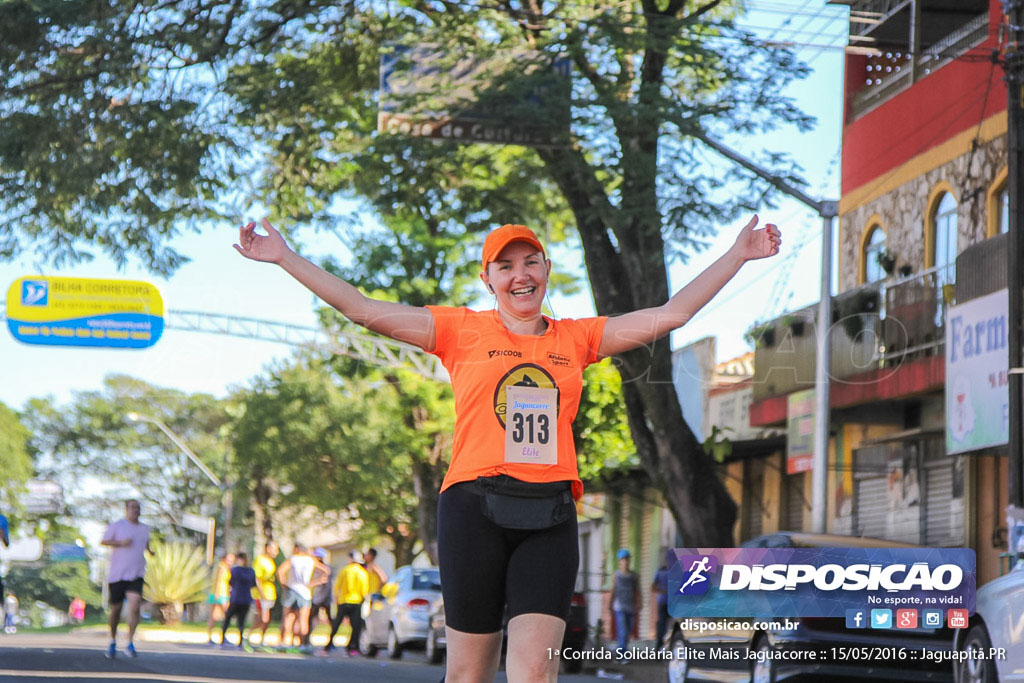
[250,541,279,646]
[205,552,235,645]
[324,551,369,655]
[362,548,388,596]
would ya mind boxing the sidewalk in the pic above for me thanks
[70,623,343,648]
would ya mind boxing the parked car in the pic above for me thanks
[360,565,442,659]
[666,532,956,682]
[952,559,1024,683]
[423,588,589,673]
[426,598,446,664]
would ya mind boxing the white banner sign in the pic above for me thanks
[945,288,1009,454]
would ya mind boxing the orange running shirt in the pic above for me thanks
[426,306,607,500]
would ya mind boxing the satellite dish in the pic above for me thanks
[1,537,44,562]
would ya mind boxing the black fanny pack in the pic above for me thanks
[474,475,573,531]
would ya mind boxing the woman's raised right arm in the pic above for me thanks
[234,219,436,351]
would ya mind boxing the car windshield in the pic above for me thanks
[413,570,442,591]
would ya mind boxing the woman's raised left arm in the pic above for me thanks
[598,215,780,358]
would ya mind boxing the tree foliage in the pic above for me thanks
[3,0,814,543]
[0,401,33,516]
[3,522,102,617]
[229,355,451,564]
[20,375,231,536]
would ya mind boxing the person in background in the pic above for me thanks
[611,548,639,661]
[306,548,333,646]
[277,544,328,651]
[221,552,261,648]
[0,511,9,603]
[250,541,279,646]
[325,550,369,656]
[69,597,86,625]
[100,499,152,659]
[362,548,387,596]
[206,551,236,644]
[651,551,670,649]
[4,592,18,634]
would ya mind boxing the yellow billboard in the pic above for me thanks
[5,276,164,349]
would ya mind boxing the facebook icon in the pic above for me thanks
[845,609,866,629]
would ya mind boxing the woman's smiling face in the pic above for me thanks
[482,240,551,317]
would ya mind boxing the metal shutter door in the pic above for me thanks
[743,459,765,540]
[785,473,806,531]
[925,464,955,546]
[639,502,656,639]
[855,476,887,538]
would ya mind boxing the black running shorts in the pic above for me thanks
[108,577,144,604]
[437,481,579,634]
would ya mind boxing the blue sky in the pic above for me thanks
[0,1,848,413]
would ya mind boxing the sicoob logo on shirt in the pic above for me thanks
[493,363,559,428]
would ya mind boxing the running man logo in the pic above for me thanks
[677,554,717,595]
[21,281,48,306]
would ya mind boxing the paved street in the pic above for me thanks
[0,632,652,683]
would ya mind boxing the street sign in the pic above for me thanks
[49,542,88,562]
[378,44,570,147]
[0,536,43,562]
[5,276,164,349]
[179,513,214,534]
[23,479,64,515]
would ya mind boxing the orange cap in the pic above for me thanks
[481,224,545,270]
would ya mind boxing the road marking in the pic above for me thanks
[0,671,316,683]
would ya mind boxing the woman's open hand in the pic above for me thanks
[732,215,781,262]
[233,218,290,264]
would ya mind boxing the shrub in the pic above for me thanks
[143,541,210,624]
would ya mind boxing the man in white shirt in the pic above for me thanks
[100,499,151,658]
[276,544,326,650]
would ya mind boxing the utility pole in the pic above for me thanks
[1004,0,1024,509]
[696,132,837,533]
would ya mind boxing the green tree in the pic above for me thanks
[4,522,102,617]
[230,356,445,565]
[21,376,231,540]
[3,1,812,543]
[0,402,33,516]
[574,359,638,483]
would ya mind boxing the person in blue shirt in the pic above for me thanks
[652,551,671,649]
[0,513,9,600]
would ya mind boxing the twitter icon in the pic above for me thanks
[870,609,892,629]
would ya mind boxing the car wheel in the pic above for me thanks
[386,625,403,660]
[426,629,444,664]
[666,629,688,683]
[956,625,998,683]
[358,626,378,657]
[750,635,776,683]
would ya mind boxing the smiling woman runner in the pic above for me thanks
[234,217,780,683]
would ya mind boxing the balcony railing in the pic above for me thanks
[851,13,989,117]
[751,263,955,402]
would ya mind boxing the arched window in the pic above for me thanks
[862,225,888,283]
[987,168,1009,237]
[931,191,958,271]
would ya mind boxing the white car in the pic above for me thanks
[953,562,1024,682]
[359,565,442,659]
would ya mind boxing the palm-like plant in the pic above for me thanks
[143,541,210,624]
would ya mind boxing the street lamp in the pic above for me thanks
[125,412,232,554]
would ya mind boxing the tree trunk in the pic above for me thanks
[157,602,181,625]
[537,145,738,547]
[389,530,417,567]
